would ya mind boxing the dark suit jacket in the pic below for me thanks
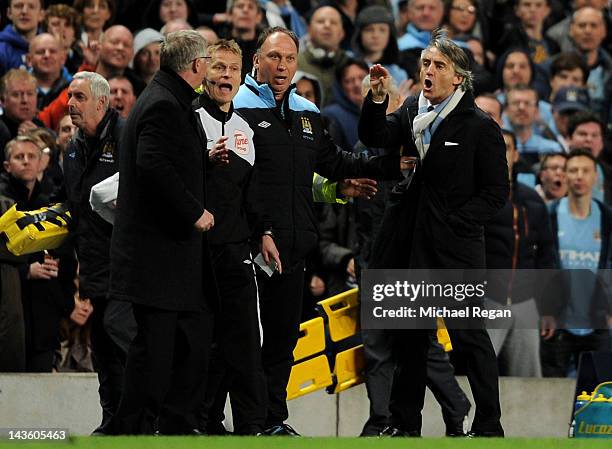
[359,90,509,269]
[109,67,217,312]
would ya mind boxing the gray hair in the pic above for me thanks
[73,71,110,110]
[421,28,474,92]
[161,30,207,73]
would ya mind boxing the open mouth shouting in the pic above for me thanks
[218,82,233,94]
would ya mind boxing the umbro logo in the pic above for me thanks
[258,121,271,128]
[68,152,76,158]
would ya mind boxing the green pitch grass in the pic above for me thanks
[1,437,611,449]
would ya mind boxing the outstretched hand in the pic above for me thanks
[338,178,378,200]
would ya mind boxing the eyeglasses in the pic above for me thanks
[192,56,211,64]
[451,5,477,14]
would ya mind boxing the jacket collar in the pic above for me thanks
[155,66,198,108]
[194,92,234,122]
[74,107,118,144]
[244,74,297,108]
[408,89,475,119]
[0,172,40,206]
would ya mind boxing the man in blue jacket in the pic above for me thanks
[0,0,44,76]
[233,26,398,435]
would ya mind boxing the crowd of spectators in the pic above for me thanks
[0,0,611,385]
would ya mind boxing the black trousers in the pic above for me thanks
[111,303,212,435]
[361,329,470,436]
[200,242,266,435]
[541,329,611,377]
[90,298,134,433]
[257,260,305,427]
[389,328,503,435]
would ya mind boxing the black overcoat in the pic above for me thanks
[359,90,509,269]
[109,67,217,311]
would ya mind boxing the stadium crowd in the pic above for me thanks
[0,0,611,438]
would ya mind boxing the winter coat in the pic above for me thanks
[109,67,218,312]
[359,90,509,269]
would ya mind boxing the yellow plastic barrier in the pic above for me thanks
[293,317,326,362]
[436,317,453,352]
[331,345,365,394]
[286,354,333,400]
[317,288,359,342]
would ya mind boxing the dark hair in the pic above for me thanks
[540,152,568,171]
[353,6,399,65]
[335,58,369,84]
[73,0,116,28]
[567,110,604,138]
[256,27,299,54]
[107,74,134,89]
[566,147,597,167]
[477,92,503,112]
[43,4,81,32]
[550,52,589,84]
[506,84,538,104]
[501,128,517,149]
[496,48,534,89]
[443,0,479,33]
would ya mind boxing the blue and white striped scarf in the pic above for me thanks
[412,88,465,160]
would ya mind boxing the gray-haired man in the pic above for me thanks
[358,30,508,436]
[108,30,217,435]
[64,71,135,434]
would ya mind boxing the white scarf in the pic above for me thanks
[412,88,465,160]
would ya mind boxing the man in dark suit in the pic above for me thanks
[108,30,216,435]
[359,29,509,436]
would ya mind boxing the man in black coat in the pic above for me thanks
[484,129,557,377]
[359,29,508,436]
[108,30,216,435]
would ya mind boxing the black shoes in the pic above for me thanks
[467,429,505,438]
[378,426,421,437]
[259,423,301,436]
[445,415,468,437]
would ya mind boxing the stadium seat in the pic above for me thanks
[286,354,333,400]
[293,317,326,362]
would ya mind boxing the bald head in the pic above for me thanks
[100,25,134,71]
[570,6,606,52]
[27,33,66,79]
[308,6,345,52]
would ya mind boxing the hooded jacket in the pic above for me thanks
[297,44,348,108]
[322,82,361,152]
[0,25,28,75]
